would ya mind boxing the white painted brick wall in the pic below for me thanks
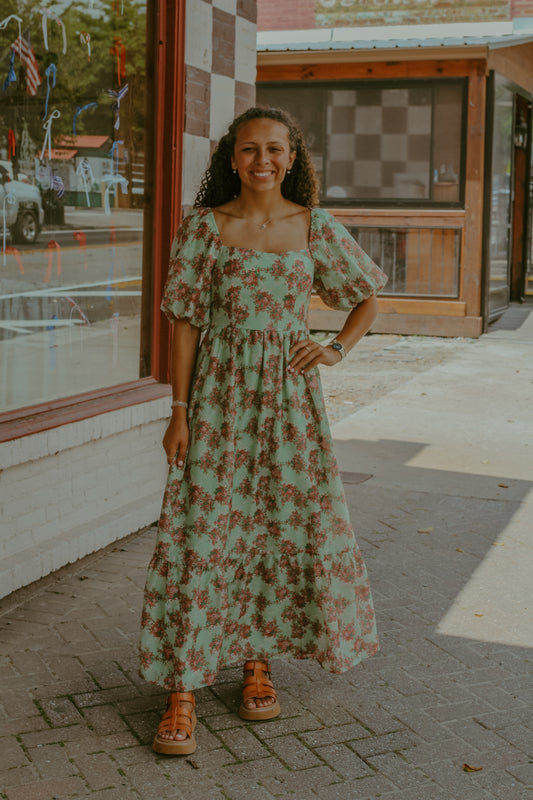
[0,397,170,599]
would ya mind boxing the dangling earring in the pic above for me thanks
[233,169,237,174]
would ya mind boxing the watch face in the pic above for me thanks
[331,342,342,351]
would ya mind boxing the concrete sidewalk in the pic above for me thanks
[1,308,532,800]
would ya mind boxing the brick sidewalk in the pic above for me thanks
[2,319,533,799]
[1,482,532,799]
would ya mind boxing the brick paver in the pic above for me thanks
[1,329,532,799]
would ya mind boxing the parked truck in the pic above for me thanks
[0,161,44,245]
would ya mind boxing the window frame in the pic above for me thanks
[0,0,186,443]
[257,77,469,209]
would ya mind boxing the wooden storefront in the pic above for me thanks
[257,31,533,336]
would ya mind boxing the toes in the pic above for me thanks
[159,729,187,740]
[245,696,275,709]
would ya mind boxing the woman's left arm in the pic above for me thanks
[288,295,379,374]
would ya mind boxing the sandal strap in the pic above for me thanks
[157,691,195,738]
[242,660,277,702]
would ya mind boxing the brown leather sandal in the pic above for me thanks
[152,691,197,755]
[239,660,281,721]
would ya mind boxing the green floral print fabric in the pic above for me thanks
[139,207,387,690]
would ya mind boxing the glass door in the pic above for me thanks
[487,78,514,318]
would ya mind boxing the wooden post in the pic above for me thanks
[462,60,487,319]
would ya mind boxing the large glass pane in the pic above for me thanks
[432,84,462,203]
[257,80,465,205]
[256,84,326,190]
[325,85,434,200]
[0,0,147,412]
[488,80,514,316]
[348,225,461,297]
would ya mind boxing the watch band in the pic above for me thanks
[328,339,346,359]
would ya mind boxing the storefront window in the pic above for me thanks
[257,80,465,205]
[0,0,147,412]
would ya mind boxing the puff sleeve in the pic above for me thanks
[310,208,388,310]
[160,209,218,330]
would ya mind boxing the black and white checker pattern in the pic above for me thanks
[325,87,432,200]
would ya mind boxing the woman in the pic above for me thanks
[140,107,387,755]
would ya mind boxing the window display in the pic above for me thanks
[257,80,465,205]
[0,0,147,412]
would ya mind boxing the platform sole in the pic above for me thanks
[152,710,197,755]
[238,700,281,721]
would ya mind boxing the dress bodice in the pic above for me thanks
[209,245,313,334]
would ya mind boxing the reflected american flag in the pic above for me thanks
[11,32,42,96]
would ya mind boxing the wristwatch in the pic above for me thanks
[328,339,346,360]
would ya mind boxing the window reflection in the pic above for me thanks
[0,0,147,412]
[488,80,514,316]
[257,80,464,205]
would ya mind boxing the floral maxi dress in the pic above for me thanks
[140,207,388,691]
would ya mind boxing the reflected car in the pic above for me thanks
[0,161,44,245]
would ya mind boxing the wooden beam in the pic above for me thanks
[461,61,487,318]
[310,296,467,316]
[488,42,533,96]
[257,59,481,83]
[377,298,467,316]
[371,313,483,337]
[328,207,465,228]
[308,309,482,337]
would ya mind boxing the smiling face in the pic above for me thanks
[231,117,296,195]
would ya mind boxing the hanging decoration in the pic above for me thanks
[2,189,17,266]
[51,174,64,198]
[73,230,87,270]
[40,8,67,54]
[109,36,126,86]
[106,224,116,300]
[107,83,129,130]
[2,48,17,92]
[103,141,129,213]
[0,14,22,58]
[111,0,124,17]
[103,173,128,215]
[44,240,62,282]
[67,296,90,325]
[72,102,97,136]
[76,158,95,206]
[43,63,56,120]
[20,122,34,163]
[8,129,16,160]
[5,246,24,275]
[47,314,58,369]
[78,30,91,61]
[41,109,61,160]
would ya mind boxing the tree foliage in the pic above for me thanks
[0,0,146,172]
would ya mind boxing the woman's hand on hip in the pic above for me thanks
[288,338,341,375]
[163,411,189,467]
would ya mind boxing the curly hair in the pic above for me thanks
[194,106,319,208]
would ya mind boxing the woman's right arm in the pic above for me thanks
[163,318,201,466]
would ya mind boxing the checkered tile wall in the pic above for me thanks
[182,0,257,207]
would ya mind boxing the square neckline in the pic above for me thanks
[207,208,313,257]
